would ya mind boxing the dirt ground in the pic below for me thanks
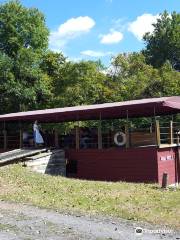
[0,201,179,240]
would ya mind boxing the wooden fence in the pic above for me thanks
[0,120,180,151]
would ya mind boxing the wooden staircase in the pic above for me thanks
[24,149,66,176]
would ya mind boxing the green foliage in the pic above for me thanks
[40,50,66,78]
[0,2,179,123]
[53,60,112,107]
[143,11,180,69]
[110,52,158,100]
[111,52,180,101]
[0,0,51,113]
[143,61,180,97]
[0,0,49,57]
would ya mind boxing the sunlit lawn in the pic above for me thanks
[0,164,179,229]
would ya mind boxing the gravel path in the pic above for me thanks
[0,201,179,240]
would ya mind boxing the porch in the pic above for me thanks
[0,96,179,185]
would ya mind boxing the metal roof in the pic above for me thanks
[0,96,180,122]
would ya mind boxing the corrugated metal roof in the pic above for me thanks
[0,96,180,122]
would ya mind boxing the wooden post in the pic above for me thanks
[169,121,173,145]
[3,130,7,151]
[54,129,59,148]
[75,124,80,150]
[98,114,102,149]
[19,121,23,149]
[125,124,130,148]
[155,120,161,147]
[162,172,168,188]
[19,128,23,148]
[177,135,180,145]
[3,121,7,151]
[125,110,130,148]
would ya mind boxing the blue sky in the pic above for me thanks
[1,0,180,65]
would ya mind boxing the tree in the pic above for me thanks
[0,49,53,113]
[52,60,112,107]
[110,52,180,101]
[142,61,180,97]
[110,52,158,100]
[143,11,180,69]
[39,50,67,105]
[0,0,49,57]
[40,50,66,77]
[0,0,50,113]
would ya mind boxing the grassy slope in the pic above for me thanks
[0,164,179,228]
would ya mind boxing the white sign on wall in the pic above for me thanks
[160,155,174,161]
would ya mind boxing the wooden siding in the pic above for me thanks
[130,132,155,147]
[157,147,178,185]
[66,147,158,183]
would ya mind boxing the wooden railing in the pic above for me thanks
[0,120,179,151]
[156,120,180,146]
[58,121,180,149]
[0,134,20,151]
[58,127,156,149]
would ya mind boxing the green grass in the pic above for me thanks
[0,164,179,229]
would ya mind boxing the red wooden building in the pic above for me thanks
[0,96,180,185]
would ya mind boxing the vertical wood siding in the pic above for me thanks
[66,147,158,183]
[157,148,178,185]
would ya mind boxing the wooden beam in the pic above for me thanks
[161,172,168,188]
[54,129,59,148]
[125,124,130,148]
[98,123,102,149]
[75,125,80,150]
[155,120,161,147]
[177,135,180,145]
[3,121,7,151]
[19,122,23,149]
[125,110,130,148]
[98,115,102,149]
[19,128,23,149]
[3,129,7,151]
[169,121,173,145]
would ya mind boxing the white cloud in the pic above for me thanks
[100,30,123,44]
[81,50,112,57]
[49,16,95,49]
[128,13,159,40]
[68,56,82,62]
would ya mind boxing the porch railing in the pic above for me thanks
[0,120,179,151]
[157,120,180,146]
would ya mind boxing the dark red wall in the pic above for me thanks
[157,147,179,185]
[66,147,158,183]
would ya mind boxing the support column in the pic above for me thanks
[125,110,130,148]
[155,120,161,147]
[125,124,130,148]
[19,121,23,149]
[75,123,80,150]
[54,129,59,148]
[169,120,173,145]
[177,134,180,145]
[98,113,102,149]
[3,121,7,151]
